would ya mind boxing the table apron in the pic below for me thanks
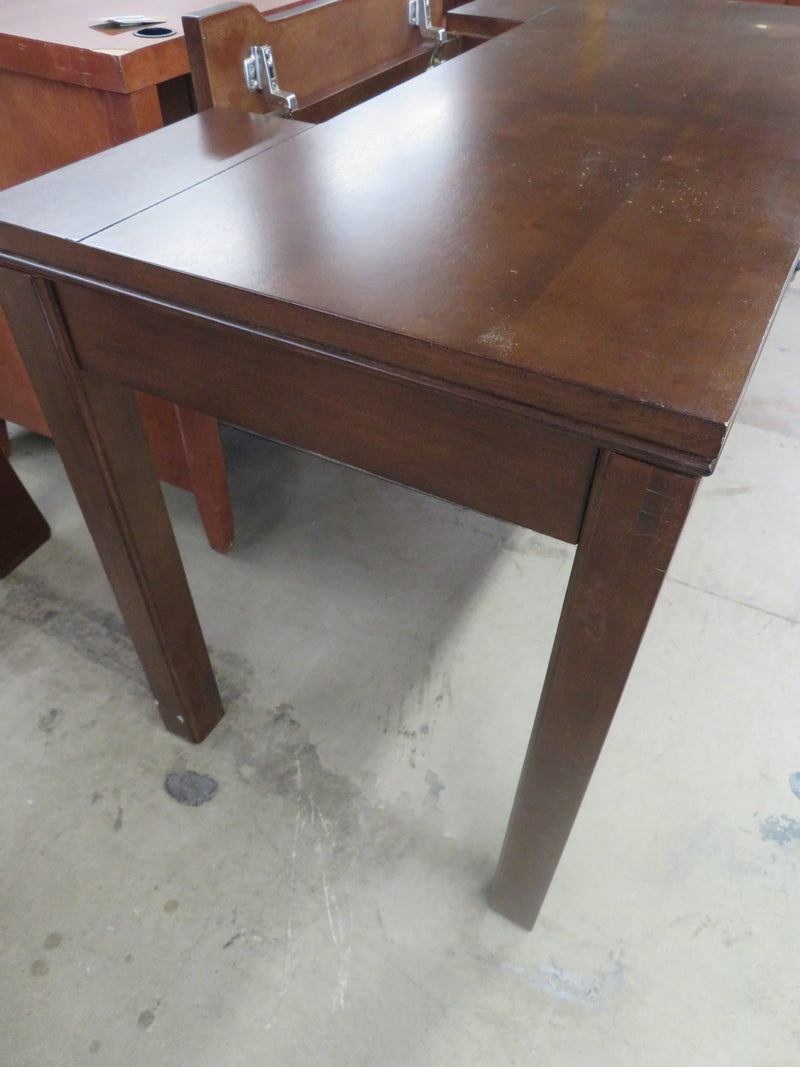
[53,278,599,544]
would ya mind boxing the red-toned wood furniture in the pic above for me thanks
[1,0,798,930]
[0,1,237,551]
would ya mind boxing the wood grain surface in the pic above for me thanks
[13,0,793,468]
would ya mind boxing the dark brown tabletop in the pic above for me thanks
[3,0,798,468]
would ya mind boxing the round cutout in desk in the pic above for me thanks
[133,26,176,38]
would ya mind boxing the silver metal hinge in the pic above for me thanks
[243,45,298,115]
[408,0,447,46]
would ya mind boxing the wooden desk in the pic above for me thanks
[0,0,304,179]
[0,0,196,190]
[1,0,798,930]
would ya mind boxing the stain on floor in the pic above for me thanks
[757,814,800,845]
[1,574,249,707]
[37,707,62,733]
[137,1009,156,1032]
[164,770,218,807]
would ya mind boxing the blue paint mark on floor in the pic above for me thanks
[758,814,800,845]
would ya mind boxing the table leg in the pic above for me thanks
[135,391,235,554]
[0,270,223,742]
[490,450,699,929]
[176,405,235,554]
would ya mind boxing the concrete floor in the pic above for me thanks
[3,279,800,1066]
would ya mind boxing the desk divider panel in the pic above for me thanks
[183,0,450,119]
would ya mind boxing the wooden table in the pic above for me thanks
[1,0,798,930]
